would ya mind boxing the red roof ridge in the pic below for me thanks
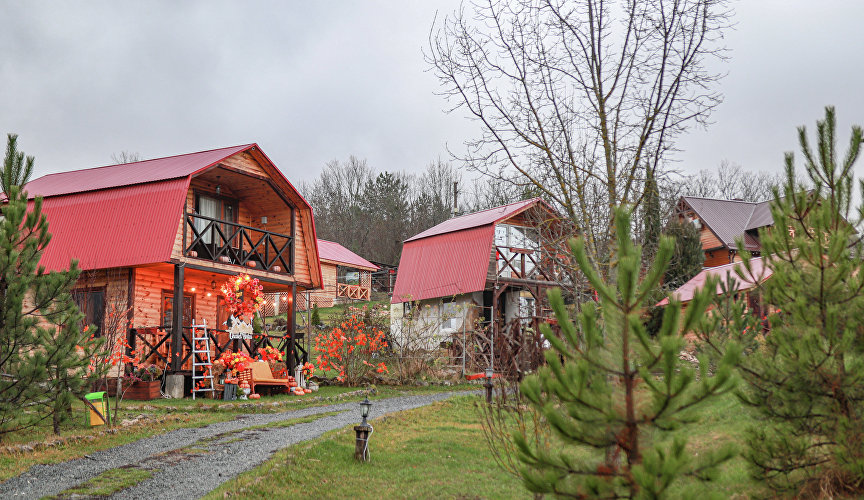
[405,197,549,242]
[34,143,256,180]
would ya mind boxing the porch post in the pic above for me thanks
[287,282,297,373]
[164,263,186,398]
[170,263,185,373]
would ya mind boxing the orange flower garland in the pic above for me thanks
[220,274,265,320]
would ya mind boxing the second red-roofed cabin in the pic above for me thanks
[390,198,568,376]
[25,144,322,395]
[308,239,379,308]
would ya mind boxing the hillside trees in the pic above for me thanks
[0,134,103,437]
[736,107,864,496]
[428,0,732,274]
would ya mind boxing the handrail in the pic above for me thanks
[183,212,293,274]
[493,245,553,282]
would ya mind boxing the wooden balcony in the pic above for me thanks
[183,213,293,274]
[492,245,554,282]
[337,282,371,300]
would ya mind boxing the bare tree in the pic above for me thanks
[427,0,731,272]
[111,151,140,164]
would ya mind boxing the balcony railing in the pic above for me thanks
[183,213,293,274]
[337,282,371,300]
[493,245,553,282]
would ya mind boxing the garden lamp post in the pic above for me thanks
[354,396,373,461]
[485,367,494,404]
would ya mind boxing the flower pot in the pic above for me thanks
[125,380,161,400]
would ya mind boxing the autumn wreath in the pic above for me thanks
[220,274,265,320]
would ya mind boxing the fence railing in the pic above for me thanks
[183,213,293,274]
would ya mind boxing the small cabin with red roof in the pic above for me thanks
[309,239,379,308]
[390,198,565,374]
[25,144,322,391]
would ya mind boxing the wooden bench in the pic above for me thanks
[238,361,291,394]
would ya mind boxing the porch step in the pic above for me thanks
[190,319,216,400]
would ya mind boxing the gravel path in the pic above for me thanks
[2,391,465,499]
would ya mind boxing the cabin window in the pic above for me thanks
[161,291,195,328]
[441,298,461,331]
[216,296,231,330]
[194,193,238,245]
[337,266,360,285]
[72,288,105,336]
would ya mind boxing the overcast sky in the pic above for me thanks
[1,1,862,186]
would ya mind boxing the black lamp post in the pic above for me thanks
[359,396,372,426]
[354,396,373,461]
[485,367,494,404]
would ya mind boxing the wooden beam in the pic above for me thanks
[287,282,297,373]
[170,263,184,373]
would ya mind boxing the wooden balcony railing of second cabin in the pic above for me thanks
[494,245,554,282]
[336,282,371,300]
[183,213,294,274]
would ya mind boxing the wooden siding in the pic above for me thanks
[168,150,317,289]
[704,251,732,268]
[699,224,724,250]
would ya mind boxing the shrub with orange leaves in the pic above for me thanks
[312,306,389,386]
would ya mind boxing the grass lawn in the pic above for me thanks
[208,390,769,499]
[204,395,529,500]
[0,384,475,484]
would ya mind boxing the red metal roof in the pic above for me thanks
[656,257,772,306]
[392,225,494,303]
[38,178,189,271]
[405,197,547,242]
[317,239,379,271]
[24,144,252,198]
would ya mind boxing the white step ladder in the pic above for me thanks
[191,319,216,400]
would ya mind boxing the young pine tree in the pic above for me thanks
[737,107,864,495]
[515,207,740,498]
[0,134,102,437]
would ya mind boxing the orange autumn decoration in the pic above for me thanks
[214,350,254,376]
[220,274,265,320]
[313,306,389,386]
[257,346,283,362]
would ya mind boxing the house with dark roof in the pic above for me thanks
[24,144,322,391]
[390,198,566,374]
[675,196,775,267]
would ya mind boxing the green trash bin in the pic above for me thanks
[84,392,110,426]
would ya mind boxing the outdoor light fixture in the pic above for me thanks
[211,280,217,290]
[360,396,372,426]
[355,396,373,462]
[216,185,221,195]
[190,287,196,292]
[485,367,494,404]
[207,292,212,297]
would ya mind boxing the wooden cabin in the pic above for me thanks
[389,198,565,377]
[305,239,378,308]
[675,196,774,267]
[26,144,322,394]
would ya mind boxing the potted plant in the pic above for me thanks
[125,364,163,400]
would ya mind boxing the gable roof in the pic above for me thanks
[681,196,774,251]
[406,197,550,242]
[656,257,772,306]
[25,144,252,198]
[317,239,379,271]
[27,144,322,289]
[392,198,556,303]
